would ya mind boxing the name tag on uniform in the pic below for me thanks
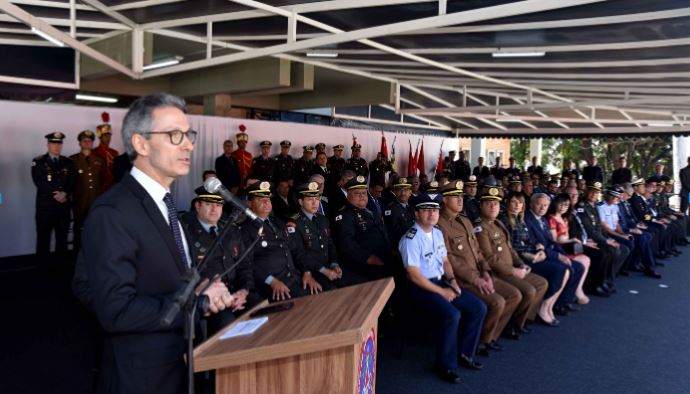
[577,208,584,213]
[384,210,391,216]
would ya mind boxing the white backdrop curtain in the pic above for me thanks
[0,100,456,258]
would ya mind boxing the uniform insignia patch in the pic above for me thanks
[335,214,343,221]
[384,210,392,216]
[405,228,417,239]
[287,226,295,233]
[497,246,503,252]
[577,208,584,213]
[261,240,268,247]
[473,226,482,233]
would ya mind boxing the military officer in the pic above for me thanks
[294,145,315,184]
[333,175,394,283]
[369,152,392,186]
[240,181,310,301]
[436,181,519,355]
[475,187,549,338]
[32,132,76,259]
[182,187,258,333]
[274,140,294,183]
[463,176,480,222]
[69,130,104,252]
[629,178,677,258]
[328,144,346,180]
[250,140,275,181]
[231,127,253,189]
[315,142,326,155]
[291,182,343,290]
[384,177,415,244]
[653,179,689,245]
[576,182,630,290]
[345,142,368,177]
[399,193,486,383]
[93,112,119,192]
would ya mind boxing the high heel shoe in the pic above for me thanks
[576,295,590,305]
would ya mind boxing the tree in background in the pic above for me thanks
[511,136,673,179]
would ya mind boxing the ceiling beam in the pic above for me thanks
[0,13,128,29]
[400,112,682,125]
[455,126,690,136]
[80,0,137,28]
[0,0,137,78]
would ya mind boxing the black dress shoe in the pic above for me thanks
[591,287,610,297]
[502,327,521,340]
[554,306,569,316]
[566,304,581,312]
[519,326,533,334]
[644,269,662,279]
[435,367,462,384]
[670,250,681,256]
[603,283,617,293]
[618,270,630,277]
[656,253,670,260]
[476,344,490,357]
[536,316,559,327]
[487,341,503,351]
[459,354,483,371]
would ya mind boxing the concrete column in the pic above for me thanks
[673,136,690,193]
[529,138,543,165]
[203,94,232,116]
[470,138,486,167]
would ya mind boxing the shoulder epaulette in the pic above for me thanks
[405,227,417,239]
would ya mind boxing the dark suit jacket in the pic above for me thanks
[75,174,192,394]
[524,211,565,261]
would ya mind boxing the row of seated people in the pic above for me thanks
[181,169,688,384]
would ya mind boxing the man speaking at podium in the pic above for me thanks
[74,93,235,394]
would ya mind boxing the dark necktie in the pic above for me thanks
[163,193,188,267]
[209,226,217,238]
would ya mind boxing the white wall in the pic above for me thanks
[0,100,456,258]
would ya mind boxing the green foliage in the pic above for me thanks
[511,136,673,178]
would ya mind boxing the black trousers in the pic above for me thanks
[582,245,610,290]
[35,207,70,258]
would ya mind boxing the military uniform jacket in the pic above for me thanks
[472,165,490,179]
[383,200,415,245]
[610,168,632,185]
[618,200,639,233]
[463,195,480,222]
[181,217,254,293]
[214,154,241,189]
[345,157,369,177]
[575,202,609,246]
[31,153,76,211]
[333,203,390,267]
[437,210,490,285]
[292,211,338,272]
[327,156,346,179]
[476,218,524,277]
[656,192,676,216]
[527,165,543,176]
[274,154,294,182]
[630,193,655,222]
[241,216,301,285]
[294,157,314,184]
[69,152,104,220]
[582,165,604,183]
[369,159,392,186]
[250,155,275,182]
[453,160,472,181]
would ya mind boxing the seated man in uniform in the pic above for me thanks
[630,178,678,258]
[333,175,395,283]
[291,181,343,291]
[181,187,258,334]
[240,181,313,301]
[399,193,486,384]
[384,176,415,244]
[436,181,519,356]
[475,186,548,339]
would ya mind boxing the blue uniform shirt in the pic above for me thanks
[597,202,620,231]
[398,223,446,279]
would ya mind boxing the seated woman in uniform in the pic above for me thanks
[501,192,568,326]
[546,194,591,305]
[475,188,548,338]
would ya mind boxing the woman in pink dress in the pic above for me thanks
[547,193,590,305]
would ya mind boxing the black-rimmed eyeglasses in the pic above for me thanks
[139,129,198,145]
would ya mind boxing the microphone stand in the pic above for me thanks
[161,219,263,394]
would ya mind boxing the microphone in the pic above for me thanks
[204,177,258,221]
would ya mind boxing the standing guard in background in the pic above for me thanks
[384,177,415,244]
[463,176,480,222]
[69,130,104,252]
[250,140,275,182]
[231,125,253,189]
[453,152,472,181]
[274,140,294,184]
[315,142,327,155]
[369,152,392,187]
[294,145,315,185]
[346,141,369,177]
[93,112,119,192]
[215,139,241,193]
[328,144,346,181]
[32,132,76,259]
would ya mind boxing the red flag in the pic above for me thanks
[435,145,444,174]
[411,140,419,176]
[418,139,426,177]
[380,131,388,158]
[407,140,414,177]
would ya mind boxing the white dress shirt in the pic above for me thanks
[130,166,191,266]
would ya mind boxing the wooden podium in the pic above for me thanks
[193,278,395,394]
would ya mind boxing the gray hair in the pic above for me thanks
[121,92,186,160]
[309,174,325,183]
[530,192,551,207]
